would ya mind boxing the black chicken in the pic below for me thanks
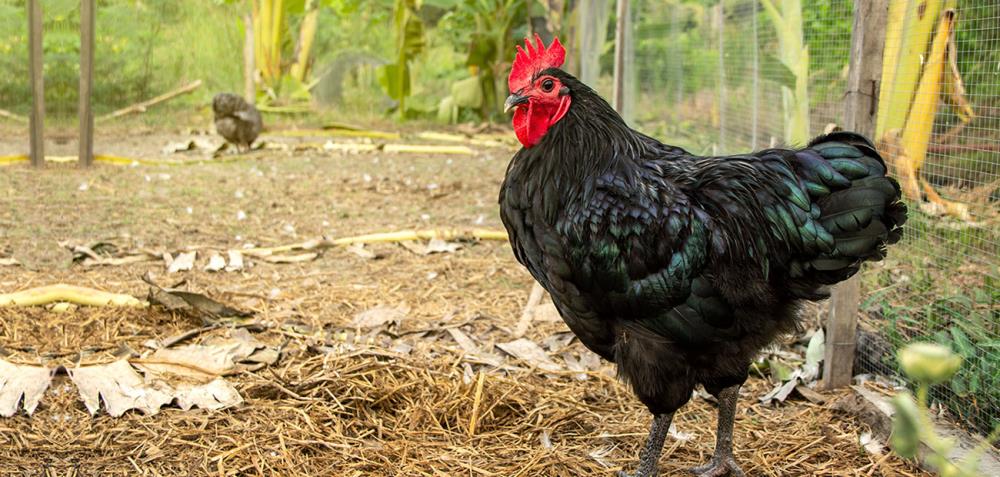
[212,93,263,153]
[498,35,906,477]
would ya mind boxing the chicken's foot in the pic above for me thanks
[617,412,674,477]
[688,385,745,477]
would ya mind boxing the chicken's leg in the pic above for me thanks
[689,385,745,477]
[617,412,674,477]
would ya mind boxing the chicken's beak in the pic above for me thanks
[504,94,529,114]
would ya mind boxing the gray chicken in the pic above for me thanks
[212,93,262,153]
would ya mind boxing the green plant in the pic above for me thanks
[433,0,528,122]
[759,0,810,145]
[377,0,426,118]
[891,342,999,476]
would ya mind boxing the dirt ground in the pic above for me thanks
[0,125,929,476]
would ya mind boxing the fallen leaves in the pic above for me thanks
[352,304,409,329]
[759,329,825,406]
[68,359,174,417]
[144,274,254,324]
[56,229,504,271]
[398,238,462,255]
[165,251,197,273]
[0,358,52,417]
[67,328,279,417]
[496,338,563,373]
[136,328,277,376]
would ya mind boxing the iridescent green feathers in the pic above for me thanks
[545,131,905,344]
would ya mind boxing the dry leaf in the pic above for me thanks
[166,251,196,273]
[668,423,696,442]
[68,359,173,417]
[398,241,429,255]
[561,352,590,381]
[144,274,253,323]
[352,304,409,329]
[397,239,461,255]
[225,250,244,271]
[346,243,378,259]
[204,253,226,272]
[137,329,270,377]
[425,238,461,254]
[859,431,885,456]
[446,327,480,354]
[759,370,801,405]
[161,140,196,154]
[0,359,52,417]
[496,338,562,373]
[169,378,243,411]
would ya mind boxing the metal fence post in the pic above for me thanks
[79,0,95,167]
[28,0,44,167]
[822,0,889,390]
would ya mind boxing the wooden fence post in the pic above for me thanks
[612,0,630,118]
[243,13,255,103]
[28,0,44,167]
[79,0,95,167]
[823,0,889,390]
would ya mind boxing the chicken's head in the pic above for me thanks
[506,35,570,148]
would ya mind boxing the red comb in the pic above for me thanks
[508,34,566,93]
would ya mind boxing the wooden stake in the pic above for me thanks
[612,0,629,115]
[28,0,44,167]
[79,0,96,167]
[243,12,256,103]
[823,0,889,390]
[98,80,203,122]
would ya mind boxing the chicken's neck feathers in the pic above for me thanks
[512,80,660,220]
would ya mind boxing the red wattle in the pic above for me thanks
[512,96,571,148]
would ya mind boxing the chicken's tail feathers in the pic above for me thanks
[791,131,908,286]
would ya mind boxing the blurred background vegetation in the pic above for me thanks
[0,1,996,130]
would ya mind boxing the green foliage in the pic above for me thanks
[0,1,27,116]
[377,0,427,118]
[863,216,999,438]
[891,343,999,476]
[432,0,528,122]
[91,1,244,116]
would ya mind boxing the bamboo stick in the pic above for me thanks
[237,229,508,257]
[276,128,400,139]
[0,284,146,307]
[98,80,203,121]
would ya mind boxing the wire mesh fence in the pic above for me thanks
[0,0,29,156]
[630,0,998,437]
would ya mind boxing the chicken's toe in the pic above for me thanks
[688,457,744,477]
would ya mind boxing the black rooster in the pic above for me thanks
[498,36,906,477]
[212,93,263,153]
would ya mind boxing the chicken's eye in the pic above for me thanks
[541,79,555,92]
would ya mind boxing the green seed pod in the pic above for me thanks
[898,342,963,385]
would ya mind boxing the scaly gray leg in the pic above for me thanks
[689,385,745,477]
[617,412,674,477]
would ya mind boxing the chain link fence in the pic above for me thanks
[630,0,998,437]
